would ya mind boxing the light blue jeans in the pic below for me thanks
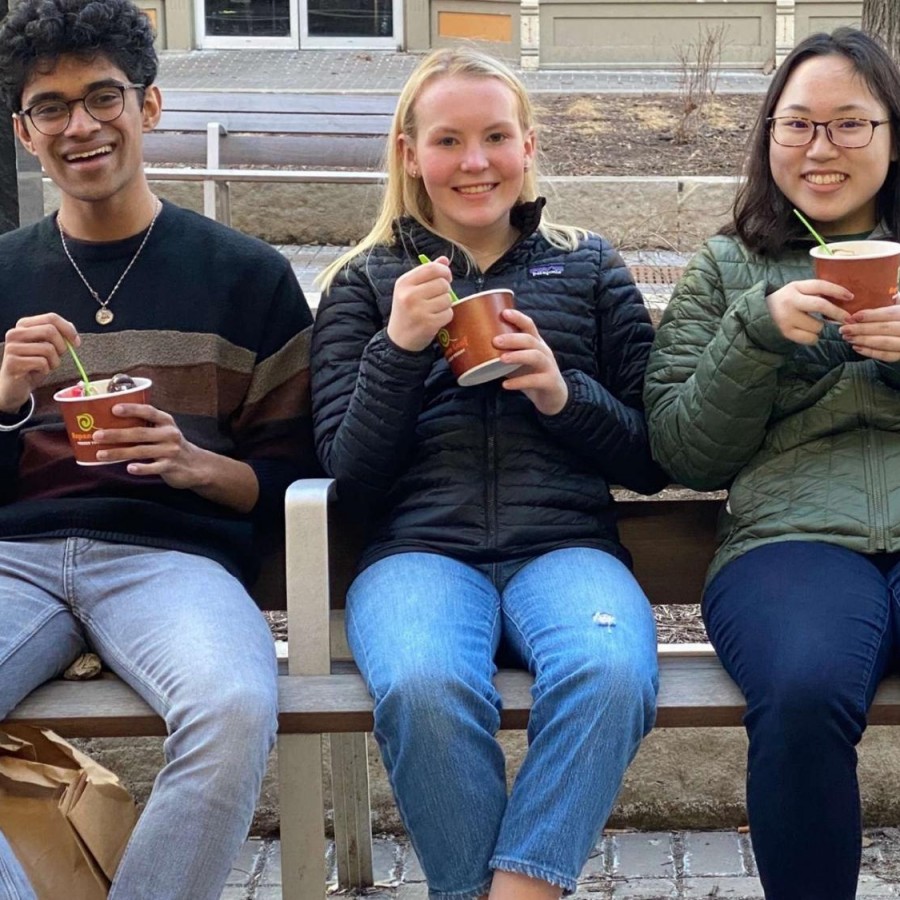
[347,548,658,899]
[0,538,278,900]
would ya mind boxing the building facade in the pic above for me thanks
[136,0,860,67]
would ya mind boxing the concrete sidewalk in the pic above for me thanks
[222,830,900,899]
[156,47,771,95]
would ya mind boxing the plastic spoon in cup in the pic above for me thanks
[65,340,95,395]
[417,254,461,303]
[793,209,833,255]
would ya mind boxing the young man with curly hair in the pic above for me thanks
[0,0,315,897]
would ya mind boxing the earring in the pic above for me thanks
[410,167,419,178]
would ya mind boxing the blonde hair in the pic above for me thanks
[316,46,585,292]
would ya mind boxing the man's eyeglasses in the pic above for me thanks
[16,84,146,136]
[767,116,890,149]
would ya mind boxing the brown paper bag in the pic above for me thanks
[0,725,139,900]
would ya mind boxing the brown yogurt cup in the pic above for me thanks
[438,289,523,387]
[53,376,152,465]
[810,240,900,316]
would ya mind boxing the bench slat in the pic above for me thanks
[162,91,397,116]
[11,662,900,738]
[143,133,385,168]
[156,111,393,135]
[618,497,722,606]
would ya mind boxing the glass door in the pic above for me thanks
[300,0,402,49]
[199,0,298,48]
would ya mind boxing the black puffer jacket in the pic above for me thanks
[311,203,666,572]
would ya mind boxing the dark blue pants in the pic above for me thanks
[703,541,900,900]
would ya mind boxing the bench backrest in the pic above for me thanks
[146,91,397,169]
[322,493,723,610]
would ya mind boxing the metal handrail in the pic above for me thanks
[143,166,384,184]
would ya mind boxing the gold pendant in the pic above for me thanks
[96,308,114,326]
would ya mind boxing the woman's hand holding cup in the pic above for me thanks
[766,279,852,345]
[387,256,455,352]
[839,297,900,361]
[494,309,569,415]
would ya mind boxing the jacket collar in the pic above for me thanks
[392,198,547,268]
[787,220,895,250]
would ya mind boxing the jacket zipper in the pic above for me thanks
[856,367,888,550]
[485,390,498,549]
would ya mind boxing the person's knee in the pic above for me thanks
[376,666,497,735]
[546,652,658,733]
[749,669,864,746]
[178,680,278,754]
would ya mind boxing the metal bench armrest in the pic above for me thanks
[285,477,337,676]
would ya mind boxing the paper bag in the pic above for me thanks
[0,725,139,900]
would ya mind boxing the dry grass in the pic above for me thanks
[655,603,707,643]
[268,600,709,645]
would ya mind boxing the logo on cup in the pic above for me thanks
[76,413,95,432]
[437,329,450,348]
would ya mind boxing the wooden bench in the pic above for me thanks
[10,478,900,898]
[144,91,395,224]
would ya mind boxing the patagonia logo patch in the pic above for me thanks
[529,264,564,278]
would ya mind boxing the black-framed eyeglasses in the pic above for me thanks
[767,116,890,149]
[16,83,146,136]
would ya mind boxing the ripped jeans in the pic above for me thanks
[346,549,658,900]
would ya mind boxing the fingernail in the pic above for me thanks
[96,450,107,460]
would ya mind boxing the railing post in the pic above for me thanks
[0,115,43,235]
[14,141,44,228]
[203,122,230,226]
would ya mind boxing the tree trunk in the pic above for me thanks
[863,0,900,64]
[0,0,20,235]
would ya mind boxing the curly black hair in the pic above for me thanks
[0,0,157,113]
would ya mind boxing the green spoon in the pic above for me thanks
[417,253,461,303]
[65,339,95,395]
[793,209,833,255]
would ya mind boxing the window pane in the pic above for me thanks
[205,0,290,37]
[307,0,393,37]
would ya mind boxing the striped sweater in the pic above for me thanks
[0,201,315,582]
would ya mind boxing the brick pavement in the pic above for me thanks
[277,243,688,312]
[221,829,900,898]
[156,48,771,95]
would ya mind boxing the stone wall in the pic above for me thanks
[73,726,900,839]
[43,175,739,251]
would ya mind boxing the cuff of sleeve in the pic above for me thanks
[0,395,35,432]
[733,287,796,355]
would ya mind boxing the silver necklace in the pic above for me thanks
[57,198,162,326]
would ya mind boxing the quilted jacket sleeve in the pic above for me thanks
[538,241,668,495]
[876,361,900,390]
[643,238,797,491]
[311,259,434,502]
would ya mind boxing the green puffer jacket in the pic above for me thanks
[644,231,900,586]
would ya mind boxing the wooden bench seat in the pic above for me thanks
[10,477,900,898]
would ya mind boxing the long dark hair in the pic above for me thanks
[728,27,900,255]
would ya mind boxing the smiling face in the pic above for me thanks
[770,54,896,236]
[13,53,160,229]
[400,74,535,255]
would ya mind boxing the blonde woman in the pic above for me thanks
[311,48,666,900]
